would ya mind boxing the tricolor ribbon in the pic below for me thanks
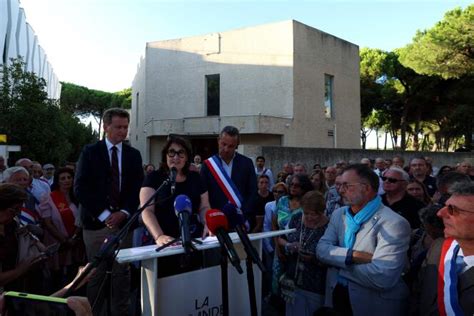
[19,207,40,226]
[204,155,243,209]
[438,237,464,316]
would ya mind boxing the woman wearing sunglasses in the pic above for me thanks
[140,136,210,276]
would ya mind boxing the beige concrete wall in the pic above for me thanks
[147,136,167,166]
[144,20,294,121]
[260,146,474,174]
[290,21,360,149]
[130,55,148,155]
[131,20,361,161]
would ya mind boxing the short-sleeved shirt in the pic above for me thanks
[276,195,303,230]
[382,193,425,229]
[142,170,206,238]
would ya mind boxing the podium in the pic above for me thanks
[116,229,294,316]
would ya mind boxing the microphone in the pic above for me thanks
[174,194,193,255]
[169,167,177,194]
[222,203,266,272]
[206,209,243,274]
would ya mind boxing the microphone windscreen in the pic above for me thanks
[170,167,177,180]
[174,194,192,215]
[205,209,229,234]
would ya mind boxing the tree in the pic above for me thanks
[398,5,473,149]
[0,58,95,165]
[399,5,473,79]
[359,48,460,151]
[60,82,131,134]
[360,48,403,149]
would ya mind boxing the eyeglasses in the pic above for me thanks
[381,176,405,184]
[167,149,186,158]
[340,182,368,190]
[445,204,474,215]
[273,190,286,194]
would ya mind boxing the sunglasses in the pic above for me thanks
[445,204,474,215]
[381,176,405,183]
[273,190,286,194]
[167,149,186,158]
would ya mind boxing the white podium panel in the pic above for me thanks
[157,260,259,315]
[117,229,294,316]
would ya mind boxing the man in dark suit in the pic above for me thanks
[419,181,474,315]
[200,125,257,218]
[75,108,143,315]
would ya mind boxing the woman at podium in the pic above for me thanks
[139,136,210,276]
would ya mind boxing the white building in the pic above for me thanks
[0,0,60,99]
[131,20,360,163]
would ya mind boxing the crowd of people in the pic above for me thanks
[0,108,473,316]
[256,155,473,316]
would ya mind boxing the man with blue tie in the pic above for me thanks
[75,108,143,315]
[419,181,474,315]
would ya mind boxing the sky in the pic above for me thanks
[19,0,471,93]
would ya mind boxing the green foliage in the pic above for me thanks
[0,58,96,165]
[359,46,471,151]
[360,4,474,151]
[399,5,474,79]
[360,48,404,149]
[59,82,131,133]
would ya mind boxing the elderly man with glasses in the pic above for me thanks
[380,166,425,229]
[317,164,411,316]
[418,181,474,316]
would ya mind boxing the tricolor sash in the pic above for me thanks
[204,155,243,209]
[19,207,40,226]
[438,237,464,316]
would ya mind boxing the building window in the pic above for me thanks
[324,74,334,118]
[206,74,220,116]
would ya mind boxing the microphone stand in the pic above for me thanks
[62,177,173,300]
[220,246,229,316]
[245,256,258,316]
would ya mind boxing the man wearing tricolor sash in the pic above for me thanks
[419,182,474,316]
[200,126,257,224]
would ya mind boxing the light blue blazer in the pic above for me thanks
[316,204,411,316]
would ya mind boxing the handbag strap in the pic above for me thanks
[293,217,304,280]
[294,215,317,281]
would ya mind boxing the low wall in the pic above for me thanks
[241,145,473,173]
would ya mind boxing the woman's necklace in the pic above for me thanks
[299,223,317,251]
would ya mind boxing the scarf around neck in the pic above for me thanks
[343,195,381,249]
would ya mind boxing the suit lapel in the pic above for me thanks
[459,267,474,293]
[353,207,382,249]
[100,140,111,168]
[230,153,239,181]
[121,145,128,187]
